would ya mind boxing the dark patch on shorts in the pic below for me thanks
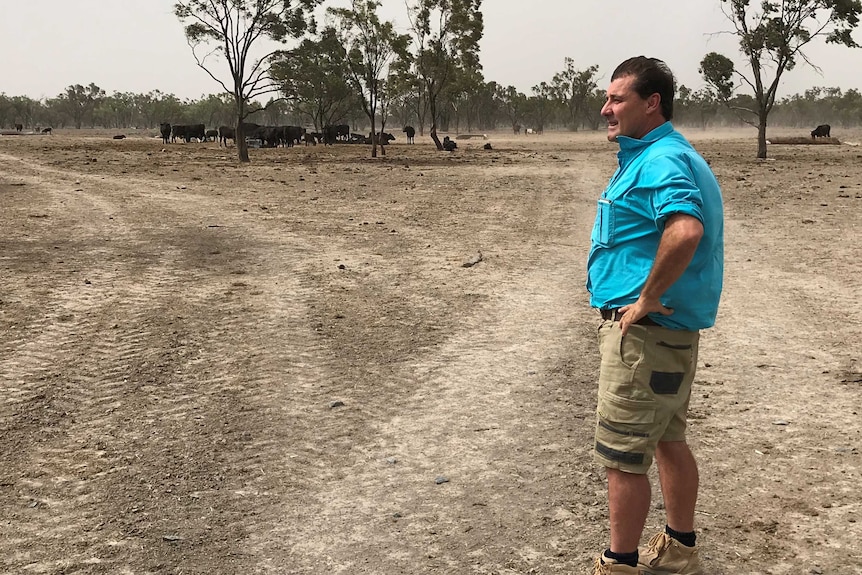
[596,441,645,465]
[599,420,650,438]
[657,341,692,350]
[649,371,684,395]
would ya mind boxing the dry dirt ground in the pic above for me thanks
[0,127,860,575]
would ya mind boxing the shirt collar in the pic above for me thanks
[616,121,674,157]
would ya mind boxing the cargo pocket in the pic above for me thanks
[598,392,656,425]
[595,393,656,467]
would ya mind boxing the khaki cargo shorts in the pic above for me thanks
[594,320,700,474]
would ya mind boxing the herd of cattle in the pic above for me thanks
[158,122,416,148]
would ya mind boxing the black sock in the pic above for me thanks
[604,548,639,567]
[665,525,696,547]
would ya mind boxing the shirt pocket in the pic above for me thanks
[591,198,615,247]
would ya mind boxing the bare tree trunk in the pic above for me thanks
[429,99,442,150]
[757,115,768,159]
[236,116,250,163]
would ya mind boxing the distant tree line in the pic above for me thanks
[3,77,860,135]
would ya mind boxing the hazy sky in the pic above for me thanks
[4,0,862,102]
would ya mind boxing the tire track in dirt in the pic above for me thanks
[237,159,611,574]
[0,152,335,572]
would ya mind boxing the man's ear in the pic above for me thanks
[646,93,661,114]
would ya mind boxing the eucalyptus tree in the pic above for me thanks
[388,55,427,134]
[174,0,322,162]
[271,28,357,130]
[8,95,41,129]
[329,0,410,157]
[445,65,484,133]
[529,82,555,134]
[406,0,483,149]
[551,59,599,131]
[494,84,527,133]
[58,83,105,129]
[700,0,861,158]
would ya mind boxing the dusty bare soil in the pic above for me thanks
[0,127,860,575]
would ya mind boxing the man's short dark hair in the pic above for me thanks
[611,56,675,121]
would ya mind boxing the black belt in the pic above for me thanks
[600,308,660,327]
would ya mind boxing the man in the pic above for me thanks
[586,56,724,575]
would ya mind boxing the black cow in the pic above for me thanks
[218,125,235,146]
[304,132,317,146]
[185,123,206,142]
[811,124,831,138]
[258,126,281,148]
[171,124,206,143]
[159,123,171,144]
[322,125,339,145]
[14,123,23,132]
[370,131,395,145]
[240,122,263,145]
[442,136,457,152]
[403,125,415,143]
[205,129,219,142]
[336,124,350,141]
[171,124,186,143]
[283,125,305,147]
[41,127,52,135]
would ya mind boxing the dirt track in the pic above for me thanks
[0,129,860,574]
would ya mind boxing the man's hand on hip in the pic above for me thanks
[617,300,673,336]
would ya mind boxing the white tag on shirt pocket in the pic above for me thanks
[596,198,614,246]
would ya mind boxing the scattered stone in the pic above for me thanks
[772,420,789,426]
[329,400,345,409]
[386,457,397,465]
[162,535,181,542]
[435,476,449,485]
[462,251,483,268]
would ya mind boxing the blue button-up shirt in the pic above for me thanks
[586,122,724,330]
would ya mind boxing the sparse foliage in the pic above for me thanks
[174,0,321,162]
[328,1,410,157]
[551,59,599,131]
[58,83,106,129]
[406,0,483,149]
[271,29,358,130]
[701,0,861,158]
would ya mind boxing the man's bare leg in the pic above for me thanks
[607,468,651,553]
[655,441,699,533]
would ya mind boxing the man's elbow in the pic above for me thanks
[667,214,704,244]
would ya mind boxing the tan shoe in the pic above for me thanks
[593,552,642,575]
[638,532,703,575]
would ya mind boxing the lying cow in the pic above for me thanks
[370,131,395,145]
[811,124,831,138]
